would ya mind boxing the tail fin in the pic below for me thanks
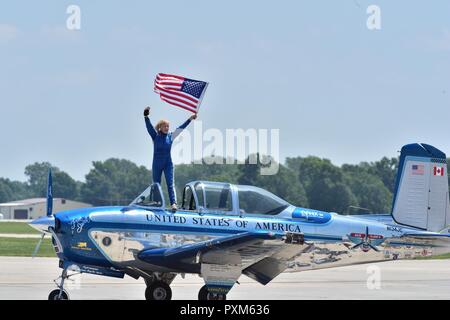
[392,143,449,232]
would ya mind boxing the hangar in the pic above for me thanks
[0,198,91,220]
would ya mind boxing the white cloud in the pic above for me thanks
[416,29,450,53]
[0,24,18,43]
[41,69,100,87]
[39,25,83,44]
[108,26,159,47]
[439,29,450,51]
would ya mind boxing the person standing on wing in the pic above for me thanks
[144,106,197,210]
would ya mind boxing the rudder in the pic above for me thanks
[392,143,449,232]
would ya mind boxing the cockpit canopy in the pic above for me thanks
[130,181,291,216]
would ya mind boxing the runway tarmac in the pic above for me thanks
[1,257,450,300]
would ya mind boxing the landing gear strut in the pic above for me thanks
[145,281,172,300]
[48,268,70,300]
[198,285,227,300]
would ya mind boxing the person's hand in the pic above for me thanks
[144,107,150,117]
[190,113,197,120]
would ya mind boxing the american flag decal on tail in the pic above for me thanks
[154,73,208,113]
[411,164,424,175]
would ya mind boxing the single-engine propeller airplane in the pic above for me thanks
[30,143,450,300]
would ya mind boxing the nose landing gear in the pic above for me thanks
[48,268,71,300]
[48,289,69,300]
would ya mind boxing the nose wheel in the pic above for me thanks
[198,285,227,300]
[48,268,71,300]
[145,280,172,300]
[48,289,69,300]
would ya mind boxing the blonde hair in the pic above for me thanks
[155,119,170,132]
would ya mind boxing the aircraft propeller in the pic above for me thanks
[32,169,53,258]
[351,226,380,252]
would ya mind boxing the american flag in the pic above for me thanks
[154,73,208,113]
[412,164,424,175]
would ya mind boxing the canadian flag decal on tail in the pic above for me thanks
[434,166,445,176]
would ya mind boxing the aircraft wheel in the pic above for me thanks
[198,285,227,300]
[145,281,172,300]
[48,289,69,300]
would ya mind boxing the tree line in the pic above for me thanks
[0,154,434,215]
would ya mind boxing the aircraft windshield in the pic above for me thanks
[237,185,289,215]
[130,184,164,208]
[194,182,233,212]
[203,184,232,211]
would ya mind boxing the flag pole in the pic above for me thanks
[195,82,209,115]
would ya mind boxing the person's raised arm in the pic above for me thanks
[144,107,157,140]
[172,113,197,140]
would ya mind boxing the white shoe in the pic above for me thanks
[171,204,178,210]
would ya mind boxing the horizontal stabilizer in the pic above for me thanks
[394,232,450,256]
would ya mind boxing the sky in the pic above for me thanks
[0,0,449,182]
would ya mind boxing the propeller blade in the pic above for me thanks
[32,233,45,258]
[46,169,53,217]
[351,242,363,250]
[368,243,380,252]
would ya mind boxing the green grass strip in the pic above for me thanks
[0,222,40,234]
[0,237,55,257]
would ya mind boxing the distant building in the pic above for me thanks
[0,198,92,220]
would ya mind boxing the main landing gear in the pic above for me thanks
[144,274,176,300]
[145,281,172,300]
[198,285,227,300]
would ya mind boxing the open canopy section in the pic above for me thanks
[130,183,165,208]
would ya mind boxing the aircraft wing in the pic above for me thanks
[138,232,276,267]
[242,242,314,285]
[138,231,309,284]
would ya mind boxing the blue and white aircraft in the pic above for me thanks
[30,143,450,300]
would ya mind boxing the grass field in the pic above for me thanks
[0,237,55,257]
[0,222,40,234]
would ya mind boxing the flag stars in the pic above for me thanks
[182,80,207,99]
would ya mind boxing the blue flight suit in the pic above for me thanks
[145,116,192,205]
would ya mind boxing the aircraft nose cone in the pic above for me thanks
[29,216,55,233]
